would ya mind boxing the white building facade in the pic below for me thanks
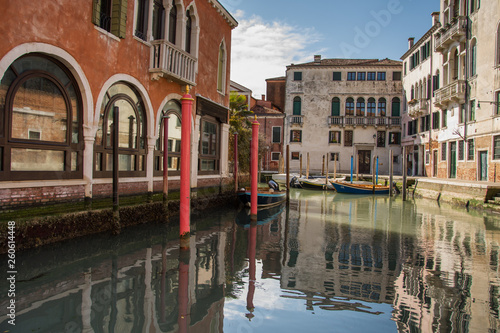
[284,57,403,176]
[402,0,500,181]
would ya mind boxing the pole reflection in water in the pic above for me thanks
[0,191,499,332]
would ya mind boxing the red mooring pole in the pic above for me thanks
[180,87,193,240]
[251,116,260,216]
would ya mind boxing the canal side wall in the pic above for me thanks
[0,190,238,254]
[413,178,500,209]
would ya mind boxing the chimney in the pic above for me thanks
[314,55,321,63]
[261,94,265,101]
[431,12,440,26]
[408,37,415,49]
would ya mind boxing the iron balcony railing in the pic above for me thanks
[328,116,401,127]
[150,40,197,86]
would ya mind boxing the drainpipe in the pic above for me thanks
[464,1,470,142]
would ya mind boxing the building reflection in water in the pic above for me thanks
[0,192,499,332]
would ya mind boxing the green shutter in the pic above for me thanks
[92,0,101,26]
[392,101,400,116]
[332,99,340,116]
[111,0,127,38]
[293,97,301,115]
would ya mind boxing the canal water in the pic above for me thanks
[1,189,499,332]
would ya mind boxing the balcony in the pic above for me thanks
[435,16,467,53]
[408,98,429,118]
[289,115,304,126]
[434,80,466,107]
[150,40,197,86]
[328,116,401,128]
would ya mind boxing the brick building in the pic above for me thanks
[0,0,237,208]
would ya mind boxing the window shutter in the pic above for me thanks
[111,0,127,38]
[92,0,102,26]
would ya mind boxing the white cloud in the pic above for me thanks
[230,13,322,98]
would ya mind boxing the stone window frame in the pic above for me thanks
[153,100,182,177]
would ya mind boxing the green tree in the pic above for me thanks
[228,93,253,174]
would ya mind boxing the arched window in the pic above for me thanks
[345,98,354,116]
[411,85,415,100]
[94,82,147,177]
[471,39,477,76]
[356,98,365,116]
[427,76,432,99]
[378,98,386,116]
[293,97,302,115]
[0,54,83,180]
[153,0,166,40]
[391,97,400,117]
[331,97,340,116]
[185,9,192,53]
[154,100,181,176]
[367,98,376,117]
[217,41,226,93]
[168,0,177,44]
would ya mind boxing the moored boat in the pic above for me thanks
[237,188,286,208]
[299,178,333,190]
[330,181,390,195]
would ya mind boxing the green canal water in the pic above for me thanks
[0,189,499,332]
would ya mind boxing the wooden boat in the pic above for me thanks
[330,181,389,195]
[237,188,286,208]
[299,178,333,190]
[235,202,285,226]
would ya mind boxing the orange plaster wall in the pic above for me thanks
[0,0,233,120]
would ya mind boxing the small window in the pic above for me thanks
[432,112,440,130]
[393,71,402,81]
[389,132,401,145]
[271,152,281,161]
[290,130,302,143]
[329,131,341,144]
[469,100,476,121]
[377,131,386,147]
[357,72,366,81]
[135,0,150,40]
[441,142,447,161]
[28,130,41,140]
[442,109,447,127]
[344,130,353,147]
[291,152,300,160]
[330,152,339,161]
[367,72,376,81]
[467,139,474,161]
[294,72,302,81]
[333,72,342,81]
[272,127,281,143]
[393,155,399,164]
[458,140,465,160]
[494,135,500,159]
[347,72,356,81]
[496,91,500,115]
[425,150,430,164]
[377,72,386,81]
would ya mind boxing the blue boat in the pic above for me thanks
[235,202,285,227]
[237,188,286,208]
[330,181,389,195]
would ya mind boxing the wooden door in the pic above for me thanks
[358,150,371,174]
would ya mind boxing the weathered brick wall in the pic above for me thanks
[0,185,85,209]
[93,182,148,198]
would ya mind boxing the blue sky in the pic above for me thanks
[219,0,439,97]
